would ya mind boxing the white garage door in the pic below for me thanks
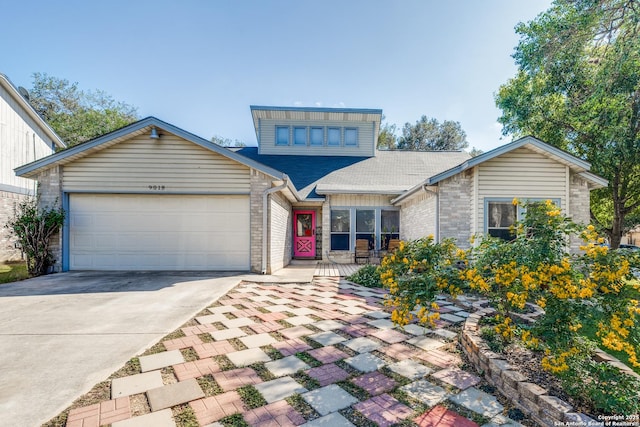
[69,194,250,270]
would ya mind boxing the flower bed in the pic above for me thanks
[461,305,640,426]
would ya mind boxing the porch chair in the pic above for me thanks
[387,239,401,252]
[354,239,370,264]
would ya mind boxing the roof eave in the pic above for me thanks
[316,188,402,196]
[15,116,286,180]
[579,171,608,189]
[390,180,433,205]
[250,105,383,115]
[428,136,596,186]
[0,73,66,149]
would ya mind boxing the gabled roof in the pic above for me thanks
[250,105,383,145]
[0,73,66,149]
[14,117,287,182]
[234,147,368,199]
[236,148,470,199]
[392,136,608,204]
[315,150,471,195]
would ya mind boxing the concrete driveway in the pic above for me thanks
[0,271,245,427]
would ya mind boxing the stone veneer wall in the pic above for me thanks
[0,190,28,262]
[460,306,639,426]
[438,169,473,248]
[36,166,63,272]
[399,190,436,242]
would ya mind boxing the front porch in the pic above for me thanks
[314,262,365,277]
[283,260,370,279]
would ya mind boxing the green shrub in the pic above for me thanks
[5,197,65,276]
[480,326,507,353]
[347,264,383,288]
[561,355,640,415]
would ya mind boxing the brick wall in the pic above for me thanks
[569,172,592,252]
[438,170,473,248]
[0,190,28,262]
[269,191,292,273]
[36,166,63,271]
[398,190,436,241]
[250,171,271,273]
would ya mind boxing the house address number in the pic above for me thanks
[148,185,166,190]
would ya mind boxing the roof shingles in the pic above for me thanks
[235,148,470,200]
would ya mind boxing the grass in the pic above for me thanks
[173,404,199,427]
[0,261,29,284]
[580,321,640,376]
[237,385,267,409]
[220,413,249,427]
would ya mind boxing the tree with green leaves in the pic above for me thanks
[211,135,246,147]
[377,117,398,150]
[397,115,468,151]
[495,0,640,248]
[28,73,138,147]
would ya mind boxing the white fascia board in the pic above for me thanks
[15,117,287,181]
[428,136,595,186]
[0,73,66,149]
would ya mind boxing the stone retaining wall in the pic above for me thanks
[461,305,597,427]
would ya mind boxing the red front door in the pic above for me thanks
[293,210,316,258]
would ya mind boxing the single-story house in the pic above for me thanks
[14,106,607,273]
[1,73,66,261]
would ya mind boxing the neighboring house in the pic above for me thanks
[0,73,65,262]
[14,106,606,273]
[623,226,640,246]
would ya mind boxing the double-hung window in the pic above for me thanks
[485,198,560,240]
[355,209,375,250]
[381,210,400,250]
[330,210,350,250]
[486,201,518,240]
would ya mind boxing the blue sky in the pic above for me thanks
[1,1,551,151]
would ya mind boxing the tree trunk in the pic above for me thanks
[610,199,625,249]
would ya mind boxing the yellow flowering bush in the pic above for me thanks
[460,200,640,414]
[379,200,639,414]
[381,236,466,327]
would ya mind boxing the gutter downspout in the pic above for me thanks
[261,176,289,274]
[422,185,439,242]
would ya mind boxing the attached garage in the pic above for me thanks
[14,117,291,273]
[68,194,250,270]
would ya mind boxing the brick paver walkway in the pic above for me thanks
[61,275,521,427]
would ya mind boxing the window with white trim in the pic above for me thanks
[485,198,561,241]
[486,201,517,240]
